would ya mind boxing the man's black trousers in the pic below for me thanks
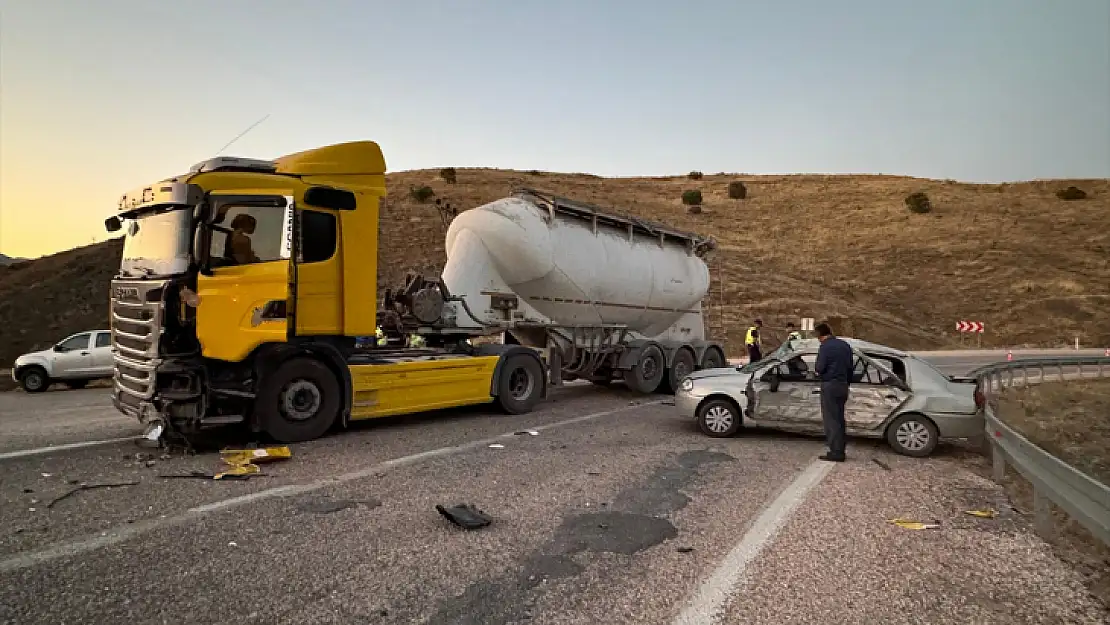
[820,381,850,457]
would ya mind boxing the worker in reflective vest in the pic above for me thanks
[375,326,388,347]
[785,322,802,342]
[745,318,764,363]
[408,334,426,348]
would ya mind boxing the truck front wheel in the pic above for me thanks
[496,354,544,414]
[257,357,341,443]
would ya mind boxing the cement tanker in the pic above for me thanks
[382,188,726,394]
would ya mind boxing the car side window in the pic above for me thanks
[58,333,90,351]
[773,354,817,380]
[857,354,905,386]
[95,333,112,348]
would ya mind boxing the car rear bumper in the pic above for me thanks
[930,412,984,439]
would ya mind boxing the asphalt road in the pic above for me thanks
[0,352,1106,624]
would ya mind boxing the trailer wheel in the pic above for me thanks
[623,344,666,394]
[496,354,544,414]
[700,346,727,370]
[257,357,341,443]
[662,348,696,394]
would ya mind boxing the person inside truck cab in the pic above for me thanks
[223,213,261,265]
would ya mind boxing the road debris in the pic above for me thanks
[871,458,892,471]
[513,430,540,436]
[46,480,140,508]
[215,446,292,479]
[436,503,492,530]
[40,473,52,478]
[964,508,998,519]
[676,546,695,553]
[488,443,505,449]
[887,518,941,530]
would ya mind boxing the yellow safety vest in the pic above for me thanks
[408,334,426,348]
[375,326,388,346]
[745,326,760,346]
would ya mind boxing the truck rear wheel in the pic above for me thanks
[623,344,666,394]
[700,346,726,370]
[662,348,696,394]
[496,354,544,414]
[257,357,341,443]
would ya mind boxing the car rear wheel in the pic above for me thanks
[697,397,742,438]
[886,413,939,457]
[20,367,49,393]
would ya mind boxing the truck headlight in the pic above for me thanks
[680,378,693,393]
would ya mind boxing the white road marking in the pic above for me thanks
[671,458,835,625]
[0,437,140,461]
[0,400,664,574]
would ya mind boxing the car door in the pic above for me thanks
[91,332,115,375]
[747,354,823,432]
[52,333,93,378]
[844,352,912,432]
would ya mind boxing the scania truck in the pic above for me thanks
[105,140,723,443]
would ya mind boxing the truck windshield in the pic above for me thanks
[119,207,192,278]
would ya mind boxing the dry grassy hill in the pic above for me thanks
[1,170,1107,366]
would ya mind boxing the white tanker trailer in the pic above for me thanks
[379,188,727,394]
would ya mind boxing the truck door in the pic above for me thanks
[197,194,293,362]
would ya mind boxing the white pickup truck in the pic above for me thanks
[10,330,115,392]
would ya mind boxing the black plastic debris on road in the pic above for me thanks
[436,503,492,530]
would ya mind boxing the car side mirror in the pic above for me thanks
[104,216,122,233]
[53,344,65,353]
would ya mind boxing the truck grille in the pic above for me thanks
[110,280,167,400]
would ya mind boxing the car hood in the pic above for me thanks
[686,367,751,383]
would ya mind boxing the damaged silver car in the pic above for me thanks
[674,338,984,457]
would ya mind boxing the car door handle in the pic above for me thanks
[811,389,821,395]
[80,351,89,355]
[884,394,898,399]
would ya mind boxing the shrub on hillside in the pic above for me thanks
[409,185,436,203]
[727,181,747,200]
[904,192,932,214]
[1055,186,1087,201]
[682,190,703,206]
[439,167,457,184]
[688,171,704,180]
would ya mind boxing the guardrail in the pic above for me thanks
[969,356,1110,546]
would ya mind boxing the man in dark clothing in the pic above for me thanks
[814,322,852,462]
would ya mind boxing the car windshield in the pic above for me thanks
[736,342,795,373]
[119,206,192,278]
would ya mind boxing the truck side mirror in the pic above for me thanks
[53,344,66,353]
[104,216,122,233]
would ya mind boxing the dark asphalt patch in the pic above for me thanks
[295,497,381,515]
[424,448,734,625]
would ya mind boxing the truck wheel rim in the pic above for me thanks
[673,360,690,381]
[704,405,733,433]
[508,367,534,400]
[642,355,660,380]
[25,373,43,390]
[895,421,930,451]
[282,380,322,421]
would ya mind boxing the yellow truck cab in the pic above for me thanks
[105,140,546,443]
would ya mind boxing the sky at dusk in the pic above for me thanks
[1,0,1108,259]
